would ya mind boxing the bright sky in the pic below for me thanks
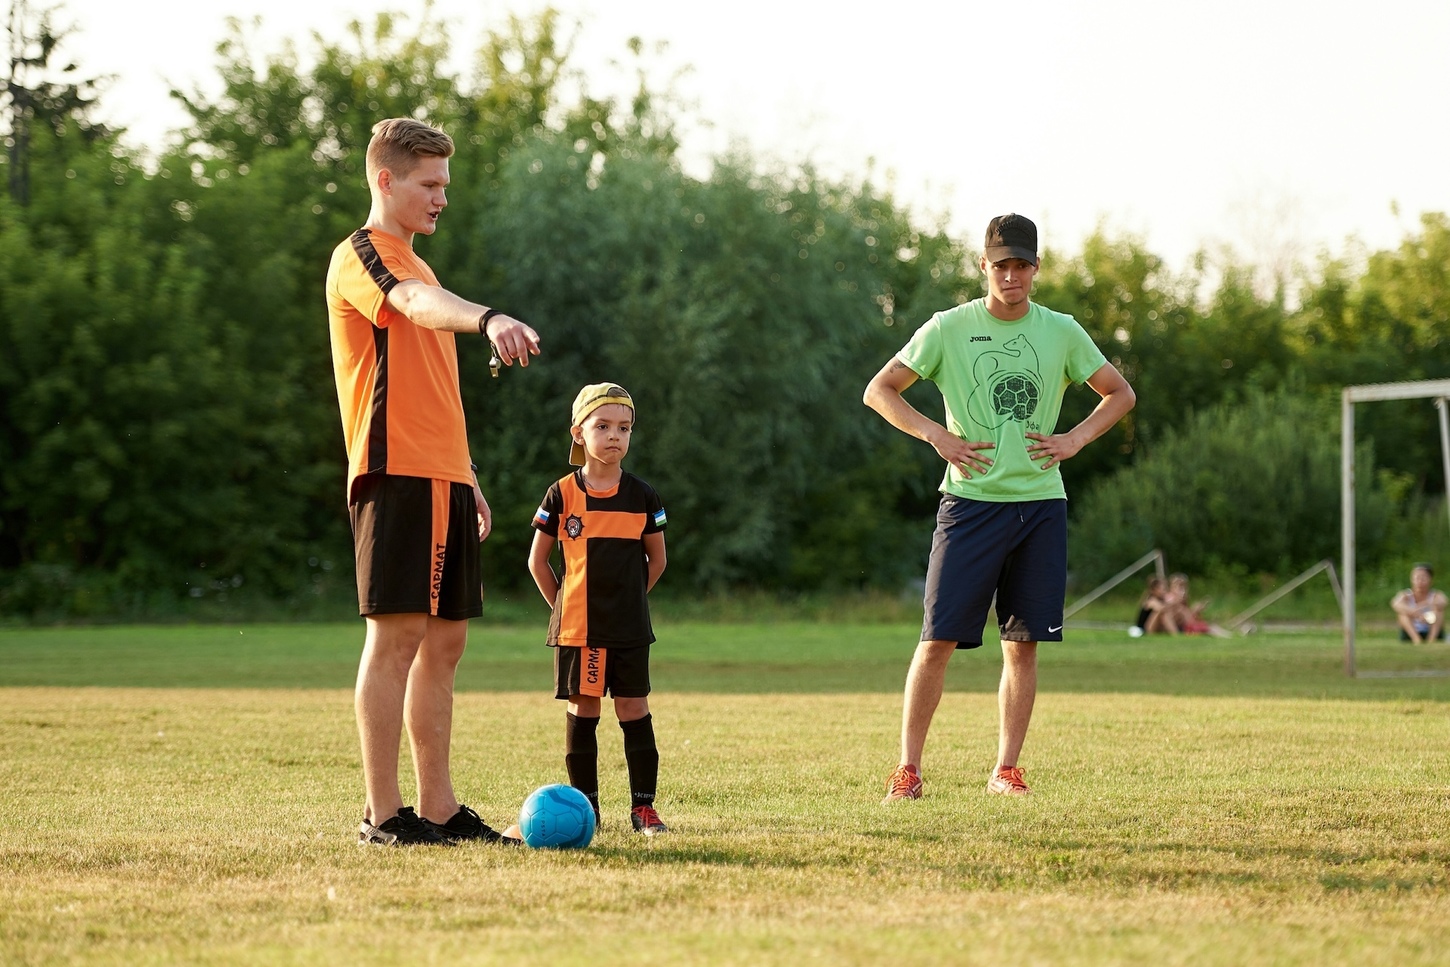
[58,0,1450,273]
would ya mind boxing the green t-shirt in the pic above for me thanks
[897,299,1108,502]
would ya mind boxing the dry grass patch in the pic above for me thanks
[3,688,1449,964]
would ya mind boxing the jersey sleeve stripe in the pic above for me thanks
[350,228,401,296]
[365,325,389,474]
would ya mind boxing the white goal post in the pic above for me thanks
[1341,378,1450,677]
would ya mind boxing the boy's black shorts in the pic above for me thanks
[554,644,651,700]
[349,473,482,621]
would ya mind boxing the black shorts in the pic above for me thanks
[349,474,482,620]
[921,495,1067,649]
[1400,626,1446,641]
[553,644,651,700]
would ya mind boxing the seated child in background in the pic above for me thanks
[1165,573,1209,634]
[1391,563,1447,644]
[1131,576,1174,636]
[1164,573,1231,638]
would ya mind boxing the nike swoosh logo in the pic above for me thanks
[1047,625,1063,633]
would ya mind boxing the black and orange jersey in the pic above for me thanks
[325,227,472,500]
[532,470,666,648]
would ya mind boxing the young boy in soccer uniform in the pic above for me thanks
[528,383,670,835]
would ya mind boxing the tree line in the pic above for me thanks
[0,7,1445,618]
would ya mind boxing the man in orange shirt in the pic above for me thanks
[326,117,541,845]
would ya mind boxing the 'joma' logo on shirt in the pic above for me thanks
[970,335,993,343]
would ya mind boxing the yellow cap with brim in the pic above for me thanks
[569,382,634,466]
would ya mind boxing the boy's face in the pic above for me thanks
[980,256,1038,308]
[380,155,450,237]
[572,402,633,467]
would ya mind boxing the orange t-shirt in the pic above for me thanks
[325,227,472,500]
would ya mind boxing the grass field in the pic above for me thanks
[3,621,1450,965]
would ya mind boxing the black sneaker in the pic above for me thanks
[428,804,521,845]
[358,806,450,846]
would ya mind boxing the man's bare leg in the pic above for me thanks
[407,615,469,824]
[356,613,427,824]
[899,639,958,769]
[995,639,1038,770]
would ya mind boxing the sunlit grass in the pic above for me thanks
[3,688,1448,965]
[2,624,1449,964]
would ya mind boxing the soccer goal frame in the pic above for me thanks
[1341,378,1450,678]
[1224,558,1344,633]
[1063,548,1165,619]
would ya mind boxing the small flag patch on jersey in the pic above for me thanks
[652,509,667,528]
[534,507,551,526]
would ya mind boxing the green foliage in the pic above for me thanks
[0,7,1447,619]
[1068,388,1406,584]
[469,136,966,588]
[1293,213,1450,494]
[2,0,110,204]
[0,122,347,616]
[1036,234,1303,499]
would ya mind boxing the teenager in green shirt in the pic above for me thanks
[865,213,1136,802]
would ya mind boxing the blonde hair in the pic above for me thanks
[365,118,454,183]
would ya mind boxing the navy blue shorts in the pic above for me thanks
[921,495,1067,649]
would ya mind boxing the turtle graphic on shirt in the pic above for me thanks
[970,334,1043,430]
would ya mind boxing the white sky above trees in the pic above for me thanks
[62,0,1450,275]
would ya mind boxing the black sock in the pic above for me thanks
[619,713,659,808]
[565,713,601,820]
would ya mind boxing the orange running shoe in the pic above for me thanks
[882,764,923,803]
[986,765,1030,795]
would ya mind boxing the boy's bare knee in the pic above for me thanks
[614,696,650,721]
[568,695,602,718]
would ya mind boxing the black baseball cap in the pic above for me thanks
[984,213,1038,264]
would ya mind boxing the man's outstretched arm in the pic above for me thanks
[386,280,540,367]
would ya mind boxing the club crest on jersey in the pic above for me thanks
[565,514,585,539]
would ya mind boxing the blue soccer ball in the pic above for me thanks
[518,784,595,849]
